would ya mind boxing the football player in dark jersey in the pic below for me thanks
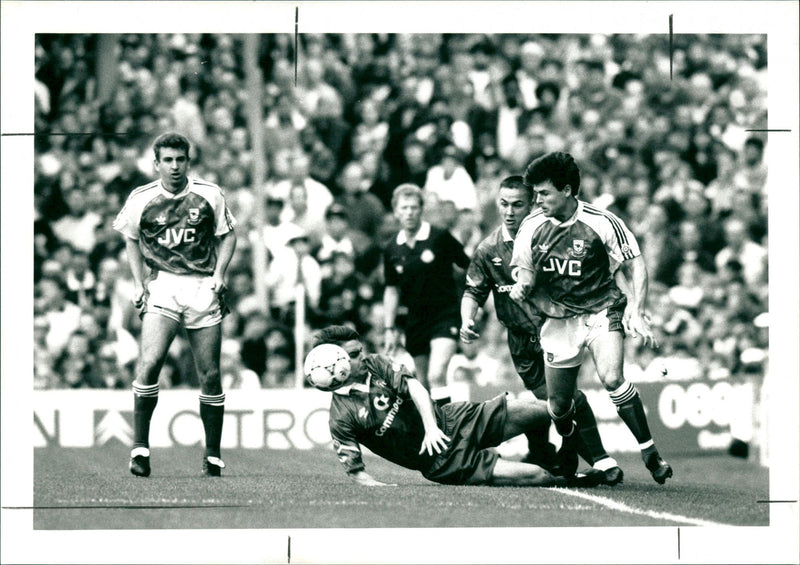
[510,152,672,484]
[462,175,622,485]
[114,132,237,477]
[313,325,604,488]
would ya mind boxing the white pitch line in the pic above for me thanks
[547,488,732,527]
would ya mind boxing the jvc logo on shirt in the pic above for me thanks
[542,257,582,276]
[157,228,196,246]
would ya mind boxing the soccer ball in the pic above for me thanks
[304,343,351,391]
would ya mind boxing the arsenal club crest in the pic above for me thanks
[187,208,201,225]
[568,239,586,258]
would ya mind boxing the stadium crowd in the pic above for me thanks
[33,33,768,392]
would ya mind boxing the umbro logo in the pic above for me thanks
[491,257,503,266]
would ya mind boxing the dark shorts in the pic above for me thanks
[507,328,546,398]
[423,394,507,485]
[404,313,460,357]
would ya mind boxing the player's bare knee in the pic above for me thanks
[198,369,222,394]
[599,373,624,391]
[548,395,572,416]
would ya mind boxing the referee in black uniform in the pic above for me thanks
[383,184,470,405]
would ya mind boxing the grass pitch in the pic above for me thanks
[33,444,768,530]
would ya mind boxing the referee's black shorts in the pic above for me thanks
[507,327,546,398]
[404,311,460,357]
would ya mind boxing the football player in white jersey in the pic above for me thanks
[114,132,236,477]
[510,152,672,484]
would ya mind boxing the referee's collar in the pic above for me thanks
[396,221,431,245]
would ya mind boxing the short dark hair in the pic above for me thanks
[153,132,191,161]
[499,175,533,201]
[312,325,361,349]
[523,151,581,196]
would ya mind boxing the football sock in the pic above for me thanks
[573,390,607,465]
[525,419,557,467]
[609,381,656,458]
[547,399,576,437]
[132,382,159,450]
[593,455,619,471]
[199,393,225,459]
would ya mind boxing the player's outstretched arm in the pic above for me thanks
[406,377,450,455]
[459,295,482,343]
[347,470,397,487]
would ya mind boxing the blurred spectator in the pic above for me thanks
[105,144,152,202]
[51,188,103,253]
[267,232,322,326]
[335,160,386,238]
[351,98,389,160]
[63,249,95,309]
[447,339,501,387]
[315,203,373,277]
[715,217,767,287]
[220,339,262,390]
[257,196,304,258]
[735,136,767,196]
[271,151,334,236]
[34,315,58,390]
[55,330,102,388]
[314,251,368,330]
[35,275,82,359]
[423,145,478,211]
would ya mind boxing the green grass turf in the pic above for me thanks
[33,445,768,530]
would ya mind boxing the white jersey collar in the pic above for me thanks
[333,373,371,396]
[549,199,582,227]
[159,176,192,198]
[501,224,514,242]
[396,221,431,246]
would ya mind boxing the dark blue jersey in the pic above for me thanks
[511,201,636,318]
[464,225,543,334]
[329,354,441,475]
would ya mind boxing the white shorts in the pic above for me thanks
[145,271,223,329]
[539,308,620,368]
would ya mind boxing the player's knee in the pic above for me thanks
[137,359,164,383]
[198,368,222,391]
[548,395,572,416]
[599,373,624,391]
